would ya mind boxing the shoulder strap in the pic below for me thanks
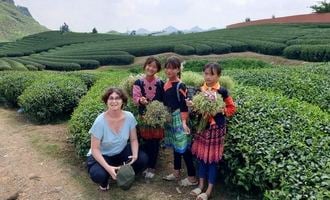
[176,82,181,102]
[155,79,162,89]
[138,78,146,97]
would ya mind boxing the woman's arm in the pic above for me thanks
[224,96,236,117]
[91,135,119,180]
[133,80,148,105]
[128,127,139,165]
[219,87,236,117]
[132,84,143,105]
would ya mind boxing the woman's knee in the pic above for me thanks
[89,165,109,183]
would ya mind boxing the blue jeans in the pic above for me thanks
[87,144,148,187]
[198,160,218,185]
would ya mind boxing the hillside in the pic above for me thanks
[0,1,48,42]
[227,13,330,28]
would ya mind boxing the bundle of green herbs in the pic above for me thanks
[142,100,170,128]
[120,74,144,97]
[192,90,225,132]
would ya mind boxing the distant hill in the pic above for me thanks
[0,0,48,42]
[133,26,217,36]
[136,28,150,35]
[106,30,124,35]
[163,26,178,33]
[183,26,203,33]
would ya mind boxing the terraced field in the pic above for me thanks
[1,24,330,71]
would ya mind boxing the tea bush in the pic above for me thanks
[0,72,42,106]
[226,85,330,199]
[18,75,87,123]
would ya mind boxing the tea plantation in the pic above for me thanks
[1,24,330,71]
[0,24,329,199]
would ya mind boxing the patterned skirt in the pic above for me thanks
[138,126,164,140]
[191,124,226,164]
[164,109,191,153]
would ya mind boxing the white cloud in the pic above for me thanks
[14,0,318,32]
[231,0,256,6]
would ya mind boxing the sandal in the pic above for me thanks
[196,193,208,200]
[179,177,198,187]
[163,173,179,181]
[190,187,202,196]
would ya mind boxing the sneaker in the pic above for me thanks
[145,172,155,179]
[142,169,148,177]
[99,184,110,191]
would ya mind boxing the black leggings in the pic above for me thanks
[173,149,196,177]
[142,139,161,169]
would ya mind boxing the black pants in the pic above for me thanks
[141,139,161,169]
[87,145,148,187]
[174,149,196,177]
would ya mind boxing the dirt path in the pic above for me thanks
[0,109,257,200]
[0,108,195,200]
[0,108,87,200]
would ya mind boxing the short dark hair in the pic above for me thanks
[143,56,161,72]
[102,87,128,108]
[203,62,222,76]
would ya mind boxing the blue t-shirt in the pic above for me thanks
[87,111,137,156]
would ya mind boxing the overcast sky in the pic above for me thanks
[15,0,318,33]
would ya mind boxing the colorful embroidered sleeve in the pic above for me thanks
[224,96,236,117]
[132,80,142,105]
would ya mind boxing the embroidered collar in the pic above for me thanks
[144,75,156,82]
[201,82,220,91]
[164,78,180,91]
[168,77,180,83]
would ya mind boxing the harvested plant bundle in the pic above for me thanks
[192,90,225,131]
[120,74,143,97]
[143,100,170,128]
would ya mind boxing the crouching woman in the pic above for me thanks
[86,87,148,191]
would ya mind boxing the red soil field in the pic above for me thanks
[227,13,330,28]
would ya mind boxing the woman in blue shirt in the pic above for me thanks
[86,87,148,191]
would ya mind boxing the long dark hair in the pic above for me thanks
[164,56,182,78]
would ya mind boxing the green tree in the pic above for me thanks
[59,22,70,33]
[92,27,98,33]
[130,30,136,35]
[311,0,330,13]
